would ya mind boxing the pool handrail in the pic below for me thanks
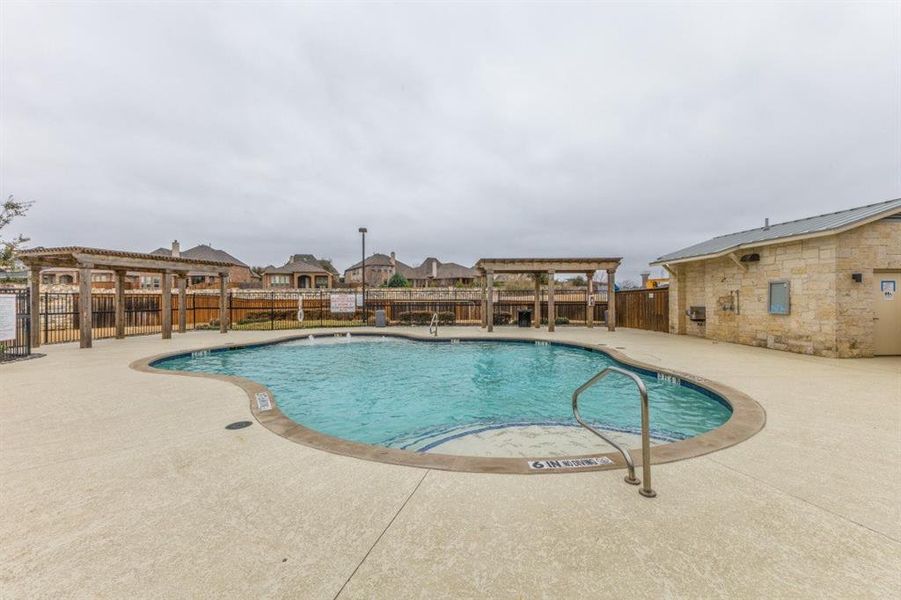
[428,312,439,337]
[572,366,656,498]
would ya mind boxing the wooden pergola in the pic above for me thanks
[474,257,622,333]
[18,247,234,349]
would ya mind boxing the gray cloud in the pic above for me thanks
[2,1,898,281]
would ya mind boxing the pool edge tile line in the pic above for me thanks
[129,330,767,475]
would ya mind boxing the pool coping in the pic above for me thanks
[130,330,766,475]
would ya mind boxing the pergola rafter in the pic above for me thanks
[474,257,622,333]
[18,246,234,349]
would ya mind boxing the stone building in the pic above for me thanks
[652,198,901,357]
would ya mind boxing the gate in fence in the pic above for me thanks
[0,288,31,362]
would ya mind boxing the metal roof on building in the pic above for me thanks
[652,198,901,265]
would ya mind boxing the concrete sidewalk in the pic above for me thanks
[1,327,898,598]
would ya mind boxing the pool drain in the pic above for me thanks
[225,421,253,430]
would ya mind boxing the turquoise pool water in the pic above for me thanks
[155,336,731,451]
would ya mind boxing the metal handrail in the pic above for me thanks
[428,312,439,336]
[572,366,656,498]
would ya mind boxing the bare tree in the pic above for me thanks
[1,195,34,268]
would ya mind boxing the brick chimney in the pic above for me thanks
[390,252,396,267]
[431,259,438,279]
[640,271,650,288]
[171,240,180,258]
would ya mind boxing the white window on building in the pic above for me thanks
[140,276,161,289]
[768,281,790,315]
[270,274,290,287]
[91,273,112,282]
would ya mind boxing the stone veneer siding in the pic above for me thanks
[667,217,901,358]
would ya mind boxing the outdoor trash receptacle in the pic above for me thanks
[375,310,386,327]
[517,310,532,327]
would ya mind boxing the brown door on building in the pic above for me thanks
[874,271,901,355]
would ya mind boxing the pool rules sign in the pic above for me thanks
[0,295,16,341]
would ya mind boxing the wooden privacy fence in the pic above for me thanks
[614,288,670,333]
[28,287,669,344]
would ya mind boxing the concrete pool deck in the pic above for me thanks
[1,326,899,598]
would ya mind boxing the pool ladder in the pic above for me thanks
[428,312,439,337]
[572,366,656,498]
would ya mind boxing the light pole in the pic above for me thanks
[358,227,367,324]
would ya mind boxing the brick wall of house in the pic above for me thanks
[667,218,901,357]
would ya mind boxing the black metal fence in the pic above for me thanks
[0,288,31,362]
[24,287,655,346]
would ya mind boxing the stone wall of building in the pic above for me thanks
[834,219,901,357]
[666,217,901,357]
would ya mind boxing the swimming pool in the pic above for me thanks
[154,336,732,458]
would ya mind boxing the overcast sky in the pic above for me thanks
[2,1,899,281]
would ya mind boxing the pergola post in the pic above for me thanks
[486,270,495,333]
[114,270,126,339]
[547,270,556,333]
[586,271,595,328]
[161,271,172,339]
[480,273,487,328]
[29,267,41,348]
[533,272,541,328]
[607,268,616,332]
[219,272,229,333]
[78,264,93,349]
[177,274,187,333]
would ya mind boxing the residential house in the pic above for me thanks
[262,254,337,289]
[652,198,901,357]
[404,258,478,287]
[149,241,253,288]
[344,252,412,287]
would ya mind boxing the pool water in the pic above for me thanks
[155,337,731,453]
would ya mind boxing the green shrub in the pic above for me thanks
[386,273,412,288]
[540,317,570,325]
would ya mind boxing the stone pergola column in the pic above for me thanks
[486,270,495,333]
[607,268,616,332]
[78,264,93,349]
[161,270,172,339]
[114,270,126,339]
[586,271,595,328]
[177,274,187,333]
[533,272,541,328]
[29,267,41,348]
[219,272,229,333]
[547,270,556,333]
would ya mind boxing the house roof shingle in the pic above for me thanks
[407,258,477,280]
[345,253,412,272]
[151,244,249,267]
